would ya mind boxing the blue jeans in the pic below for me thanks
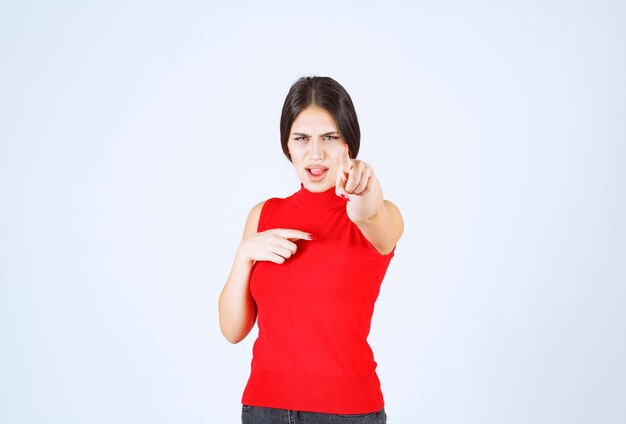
[241,405,387,424]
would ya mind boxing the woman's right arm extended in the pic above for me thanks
[218,201,313,344]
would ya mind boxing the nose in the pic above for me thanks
[310,139,324,160]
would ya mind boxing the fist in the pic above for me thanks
[335,144,376,199]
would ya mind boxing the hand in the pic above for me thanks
[335,144,375,199]
[238,228,313,265]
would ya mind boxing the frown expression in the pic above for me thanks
[287,105,345,192]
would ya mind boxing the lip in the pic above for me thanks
[305,165,329,182]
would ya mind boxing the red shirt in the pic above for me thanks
[242,185,395,414]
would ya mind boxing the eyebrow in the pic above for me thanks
[291,131,340,137]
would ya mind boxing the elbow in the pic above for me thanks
[218,295,256,344]
[219,320,251,344]
[221,328,245,344]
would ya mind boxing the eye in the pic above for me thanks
[294,136,308,142]
[323,135,339,141]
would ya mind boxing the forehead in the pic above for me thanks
[291,105,338,133]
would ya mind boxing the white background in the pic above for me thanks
[1,1,625,423]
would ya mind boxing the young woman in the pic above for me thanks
[219,76,403,424]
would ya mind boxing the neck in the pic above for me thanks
[293,184,346,209]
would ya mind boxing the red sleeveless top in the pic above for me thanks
[241,185,395,414]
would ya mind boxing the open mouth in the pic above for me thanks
[306,167,328,181]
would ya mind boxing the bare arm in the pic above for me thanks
[218,201,264,344]
[336,145,404,255]
[350,197,404,256]
[218,202,314,344]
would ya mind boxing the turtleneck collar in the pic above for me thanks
[292,184,347,209]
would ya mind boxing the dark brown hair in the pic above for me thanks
[280,76,360,161]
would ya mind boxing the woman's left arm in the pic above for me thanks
[336,145,404,255]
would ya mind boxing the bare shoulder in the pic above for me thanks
[242,200,266,239]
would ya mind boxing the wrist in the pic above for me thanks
[235,244,255,268]
[346,190,384,223]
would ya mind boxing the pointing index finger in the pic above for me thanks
[340,144,351,170]
[276,228,315,241]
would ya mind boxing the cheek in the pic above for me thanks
[289,151,303,165]
[287,143,305,159]
[329,144,344,159]
[328,160,341,178]
[286,147,297,163]
[289,153,307,172]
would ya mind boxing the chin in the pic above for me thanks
[301,180,333,193]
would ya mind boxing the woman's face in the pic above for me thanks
[287,105,345,192]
